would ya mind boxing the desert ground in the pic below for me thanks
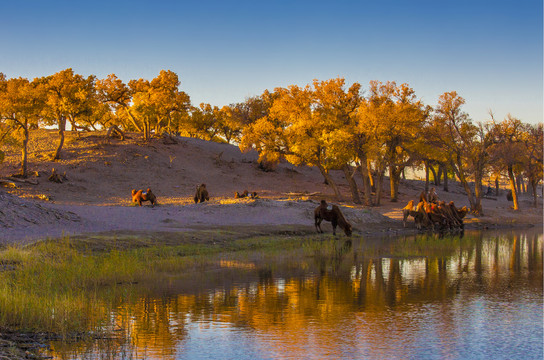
[0,130,542,244]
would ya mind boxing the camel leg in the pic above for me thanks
[315,217,323,233]
[332,219,338,235]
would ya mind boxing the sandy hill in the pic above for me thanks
[0,130,542,243]
[1,130,344,205]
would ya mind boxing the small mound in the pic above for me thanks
[0,191,80,228]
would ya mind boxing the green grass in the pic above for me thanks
[0,230,328,337]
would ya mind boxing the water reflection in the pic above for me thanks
[49,229,543,360]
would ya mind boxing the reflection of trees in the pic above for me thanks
[52,231,542,359]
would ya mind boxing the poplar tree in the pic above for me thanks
[0,76,43,177]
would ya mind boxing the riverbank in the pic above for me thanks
[1,130,542,245]
[1,192,541,245]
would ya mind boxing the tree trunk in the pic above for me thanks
[357,151,373,206]
[107,125,125,140]
[126,108,142,132]
[20,125,29,178]
[451,158,477,214]
[530,180,538,208]
[442,165,449,192]
[429,165,438,186]
[473,169,484,215]
[389,165,401,202]
[143,120,150,141]
[424,160,430,194]
[342,164,361,204]
[368,160,376,192]
[495,175,500,196]
[375,167,385,206]
[515,174,522,194]
[508,165,519,210]
[54,116,66,160]
[436,165,443,186]
[317,164,343,201]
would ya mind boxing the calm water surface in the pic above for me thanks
[49,228,543,360]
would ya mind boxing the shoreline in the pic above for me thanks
[1,197,542,245]
[1,131,542,245]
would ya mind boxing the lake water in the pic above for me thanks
[47,228,543,360]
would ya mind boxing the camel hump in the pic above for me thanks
[403,200,414,210]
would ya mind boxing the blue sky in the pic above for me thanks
[1,0,542,124]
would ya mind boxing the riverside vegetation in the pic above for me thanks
[0,229,353,341]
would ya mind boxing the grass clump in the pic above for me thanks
[0,230,321,337]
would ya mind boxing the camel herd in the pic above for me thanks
[129,185,467,236]
[130,184,259,207]
[402,188,469,231]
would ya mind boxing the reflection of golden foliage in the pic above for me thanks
[49,233,542,359]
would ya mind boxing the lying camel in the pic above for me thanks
[235,190,258,199]
[131,188,157,207]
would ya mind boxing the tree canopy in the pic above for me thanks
[0,70,541,213]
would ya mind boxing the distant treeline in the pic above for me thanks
[0,69,542,213]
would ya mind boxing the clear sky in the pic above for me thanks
[1,0,542,124]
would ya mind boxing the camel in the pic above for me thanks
[194,184,209,203]
[314,200,352,237]
[403,200,423,228]
[403,195,469,232]
[131,188,157,207]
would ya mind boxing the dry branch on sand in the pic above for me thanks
[6,176,38,185]
[0,179,17,188]
[285,192,320,196]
